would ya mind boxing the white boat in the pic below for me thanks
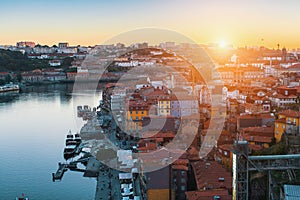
[0,83,19,93]
[63,145,77,160]
[77,106,83,117]
[65,131,76,146]
[83,105,91,112]
[74,133,82,143]
[64,131,82,160]
[16,193,29,200]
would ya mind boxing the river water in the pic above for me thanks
[0,83,103,200]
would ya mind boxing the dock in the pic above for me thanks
[52,162,68,182]
[53,99,144,199]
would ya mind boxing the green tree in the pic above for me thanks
[0,79,5,86]
[16,73,22,82]
[5,74,11,83]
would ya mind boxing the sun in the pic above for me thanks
[219,40,227,48]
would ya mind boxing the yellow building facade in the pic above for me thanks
[274,110,300,142]
[126,103,149,132]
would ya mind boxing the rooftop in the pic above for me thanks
[186,189,231,200]
[279,109,300,118]
[191,161,232,191]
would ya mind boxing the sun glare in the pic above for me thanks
[219,40,226,48]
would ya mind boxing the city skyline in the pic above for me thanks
[1,0,300,49]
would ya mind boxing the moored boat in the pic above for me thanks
[63,145,77,160]
[83,105,91,112]
[65,131,77,146]
[77,106,83,117]
[74,133,82,144]
[0,83,19,93]
[16,193,29,200]
[63,131,82,160]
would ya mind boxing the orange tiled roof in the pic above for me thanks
[243,134,272,143]
[275,118,286,123]
[279,109,300,118]
[186,190,231,200]
[191,161,232,191]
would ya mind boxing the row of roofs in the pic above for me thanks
[186,160,232,200]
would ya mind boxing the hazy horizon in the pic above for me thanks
[1,0,300,49]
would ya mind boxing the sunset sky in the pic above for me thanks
[1,0,300,48]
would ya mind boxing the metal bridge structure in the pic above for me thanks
[232,141,300,200]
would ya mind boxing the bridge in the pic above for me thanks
[232,141,300,200]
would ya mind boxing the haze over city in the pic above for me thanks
[1,0,300,48]
[2,1,300,200]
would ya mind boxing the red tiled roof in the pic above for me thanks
[173,159,189,165]
[218,144,233,152]
[243,134,272,143]
[288,64,300,70]
[186,190,231,200]
[137,142,157,151]
[127,101,149,110]
[143,90,166,97]
[279,109,300,118]
[249,144,263,151]
[239,113,274,119]
[242,126,274,137]
[141,131,175,138]
[273,94,297,99]
[172,164,189,171]
[191,161,232,191]
[275,118,286,123]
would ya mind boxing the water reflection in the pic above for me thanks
[0,83,102,200]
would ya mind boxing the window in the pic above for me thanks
[181,186,185,191]
[141,111,144,114]
[181,178,185,183]
[136,116,139,120]
[136,111,138,114]
[130,111,132,114]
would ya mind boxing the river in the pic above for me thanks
[0,83,103,200]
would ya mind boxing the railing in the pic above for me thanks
[248,154,300,171]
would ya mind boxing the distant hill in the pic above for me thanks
[0,49,49,72]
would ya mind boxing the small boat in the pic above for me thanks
[77,106,83,117]
[74,133,82,144]
[16,193,29,200]
[63,131,82,160]
[65,131,77,146]
[83,105,91,112]
[63,145,77,160]
[0,83,19,93]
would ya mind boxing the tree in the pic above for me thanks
[0,79,5,86]
[16,73,22,82]
[61,57,74,69]
[5,74,11,83]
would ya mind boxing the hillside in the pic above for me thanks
[0,49,49,72]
